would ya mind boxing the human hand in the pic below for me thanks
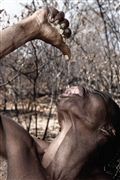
[33,7,71,59]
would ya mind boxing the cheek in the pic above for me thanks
[84,103,107,129]
[67,98,86,115]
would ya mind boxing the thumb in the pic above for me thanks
[58,41,71,60]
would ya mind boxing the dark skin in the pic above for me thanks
[0,7,71,59]
[43,86,117,180]
[63,87,120,180]
[0,6,71,180]
[0,6,71,161]
[1,6,120,180]
[0,115,47,180]
[1,86,120,180]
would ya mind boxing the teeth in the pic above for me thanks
[64,55,69,60]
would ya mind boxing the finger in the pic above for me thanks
[60,19,69,29]
[63,28,71,38]
[54,11,65,24]
[48,7,59,22]
[57,41,71,60]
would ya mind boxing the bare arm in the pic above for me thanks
[0,115,47,179]
[0,115,49,159]
[0,7,71,59]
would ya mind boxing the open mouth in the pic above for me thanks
[62,86,86,97]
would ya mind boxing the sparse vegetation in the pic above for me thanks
[0,0,120,179]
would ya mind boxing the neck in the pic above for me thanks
[42,118,98,180]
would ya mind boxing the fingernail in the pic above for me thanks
[64,55,69,60]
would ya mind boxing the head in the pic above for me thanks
[46,86,120,179]
[57,86,120,146]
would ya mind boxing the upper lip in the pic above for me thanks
[57,86,87,105]
[61,86,86,97]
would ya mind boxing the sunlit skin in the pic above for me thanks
[0,6,120,180]
[0,7,71,59]
[0,86,120,180]
[42,86,120,180]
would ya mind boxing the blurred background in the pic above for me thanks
[0,0,120,179]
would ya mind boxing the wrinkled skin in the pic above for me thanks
[0,86,120,180]
[0,7,71,59]
[42,86,120,180]
[0,5,120,180]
